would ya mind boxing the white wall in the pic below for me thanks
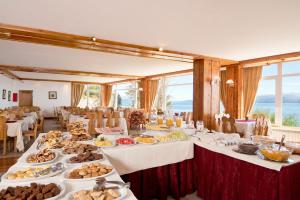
[17,81,71,117]
[0,74,19,108]
[1,76,72,117]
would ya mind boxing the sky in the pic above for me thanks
[257,61,300,96]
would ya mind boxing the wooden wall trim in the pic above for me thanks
[0,69,21,80]
[0,23,236,65]
[0,64,142,79]
[145,69,193,79]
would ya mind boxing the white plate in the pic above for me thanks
[65,185,128,200]
[135,138,159,145]
[63,163,115,181]
[94,139,117,148]
[65,154,105,165]
[23,151,60,166]
[95,128,124,135]
[1,165,64,183]
[0,181,66,200]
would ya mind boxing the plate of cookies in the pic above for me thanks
[24,149,59,165]
[63,162,114,181]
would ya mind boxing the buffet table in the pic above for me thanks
[1,133,137,200]
[192,133,300,200]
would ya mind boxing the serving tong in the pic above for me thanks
[93,177,130,190]
[34,162,64,177]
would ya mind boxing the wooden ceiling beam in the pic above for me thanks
[0,23,236,65]
[0,68,21,80]
[0,64,142,79]
[240,51,300,66]
[20,78,103,85]
[145,69,193,79]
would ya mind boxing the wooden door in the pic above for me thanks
[19,90,33,106]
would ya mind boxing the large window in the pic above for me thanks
[155,74,193,112]
[111,82,139,108]
[253,61,300,127]
[78,85,101,108]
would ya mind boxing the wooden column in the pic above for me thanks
[223,64,244,119]
[140,78,149,110]
[193,59,221,130]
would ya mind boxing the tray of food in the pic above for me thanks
[116,137,136,146]
[135,135,158,145]
[65,185,127,200]
[63,162,114,181]
[94,137,116,148]
[66,152,104,164]
[25,149,59,165]
[62,143,98,154]
[167,131,189,141]
[154,135,173,143]
[0,182,65,200]
[2,163,64,183]
[233,142,259,155]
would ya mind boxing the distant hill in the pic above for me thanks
[256,94,300,103]
[172,100,193,105]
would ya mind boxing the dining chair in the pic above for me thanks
[23,122,38,140]
[0,116,8,155]
[37,116,44,133]
[96,110,104,128]
[88,112,97,135]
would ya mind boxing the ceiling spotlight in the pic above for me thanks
[91,37,97,42]
[158,47,163,52]
[1,32,11,37]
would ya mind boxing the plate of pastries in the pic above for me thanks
[25,149,59,165]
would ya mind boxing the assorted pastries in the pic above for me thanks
[27,149,56,164]
[68,163,113,179]
[71,188,121,200]
[6,166,51,180]
[0,183,61,200]
[68,152,104,164]
[63,143,98,154]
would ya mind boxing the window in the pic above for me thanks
[111,82,139,108]
[253,61,300,127]
[155,74,193,112]
[78,85,101,108]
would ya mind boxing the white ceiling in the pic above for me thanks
[0,0,300,82]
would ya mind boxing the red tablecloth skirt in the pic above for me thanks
[121,159,195,200]
[194,144,300,200]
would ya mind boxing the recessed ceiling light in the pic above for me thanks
[91,37,97,42]
[158,47,163,52]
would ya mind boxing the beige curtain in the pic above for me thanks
[149,80,159,110]
[101,85,112,107]
[71,83,85,106]
[243,66,263,117]
[220,70,227,109]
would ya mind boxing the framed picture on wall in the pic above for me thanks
[8,91,11,101]
[2,89,6,99]
[48,91,57,99]
[13,93,18,102]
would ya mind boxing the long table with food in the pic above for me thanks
[2,119,300,200]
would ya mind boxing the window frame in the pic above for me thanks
[79,84,101,108]
[259,61,300,127]
[112,81,139,108]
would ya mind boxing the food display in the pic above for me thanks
[155,135,172,143]
[68,121,84,130]
[70,188,121,200]
[135,136,157,144]
[67,163,113,179]
[168,131,188,141]
[95,127,124,135]
[63,143,97,154]
[145,124,169,131]
[258,145,292,162]
[0,182,61,200]
[5,166,51,180]
[285,141,300,154]
[70,133,92,141]
[129,111,146,130]
[26,149,57,164]
[116,137,135,145]
[94,137,115,148]
[68,152,104,164]
[235,143,259,155]
[39,131,63,145]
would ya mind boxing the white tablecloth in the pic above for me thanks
[22,116,35,131]
[6,121,24,151]
[24,112,38,121]
[192,133,300,171]
[1,133,137,200]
